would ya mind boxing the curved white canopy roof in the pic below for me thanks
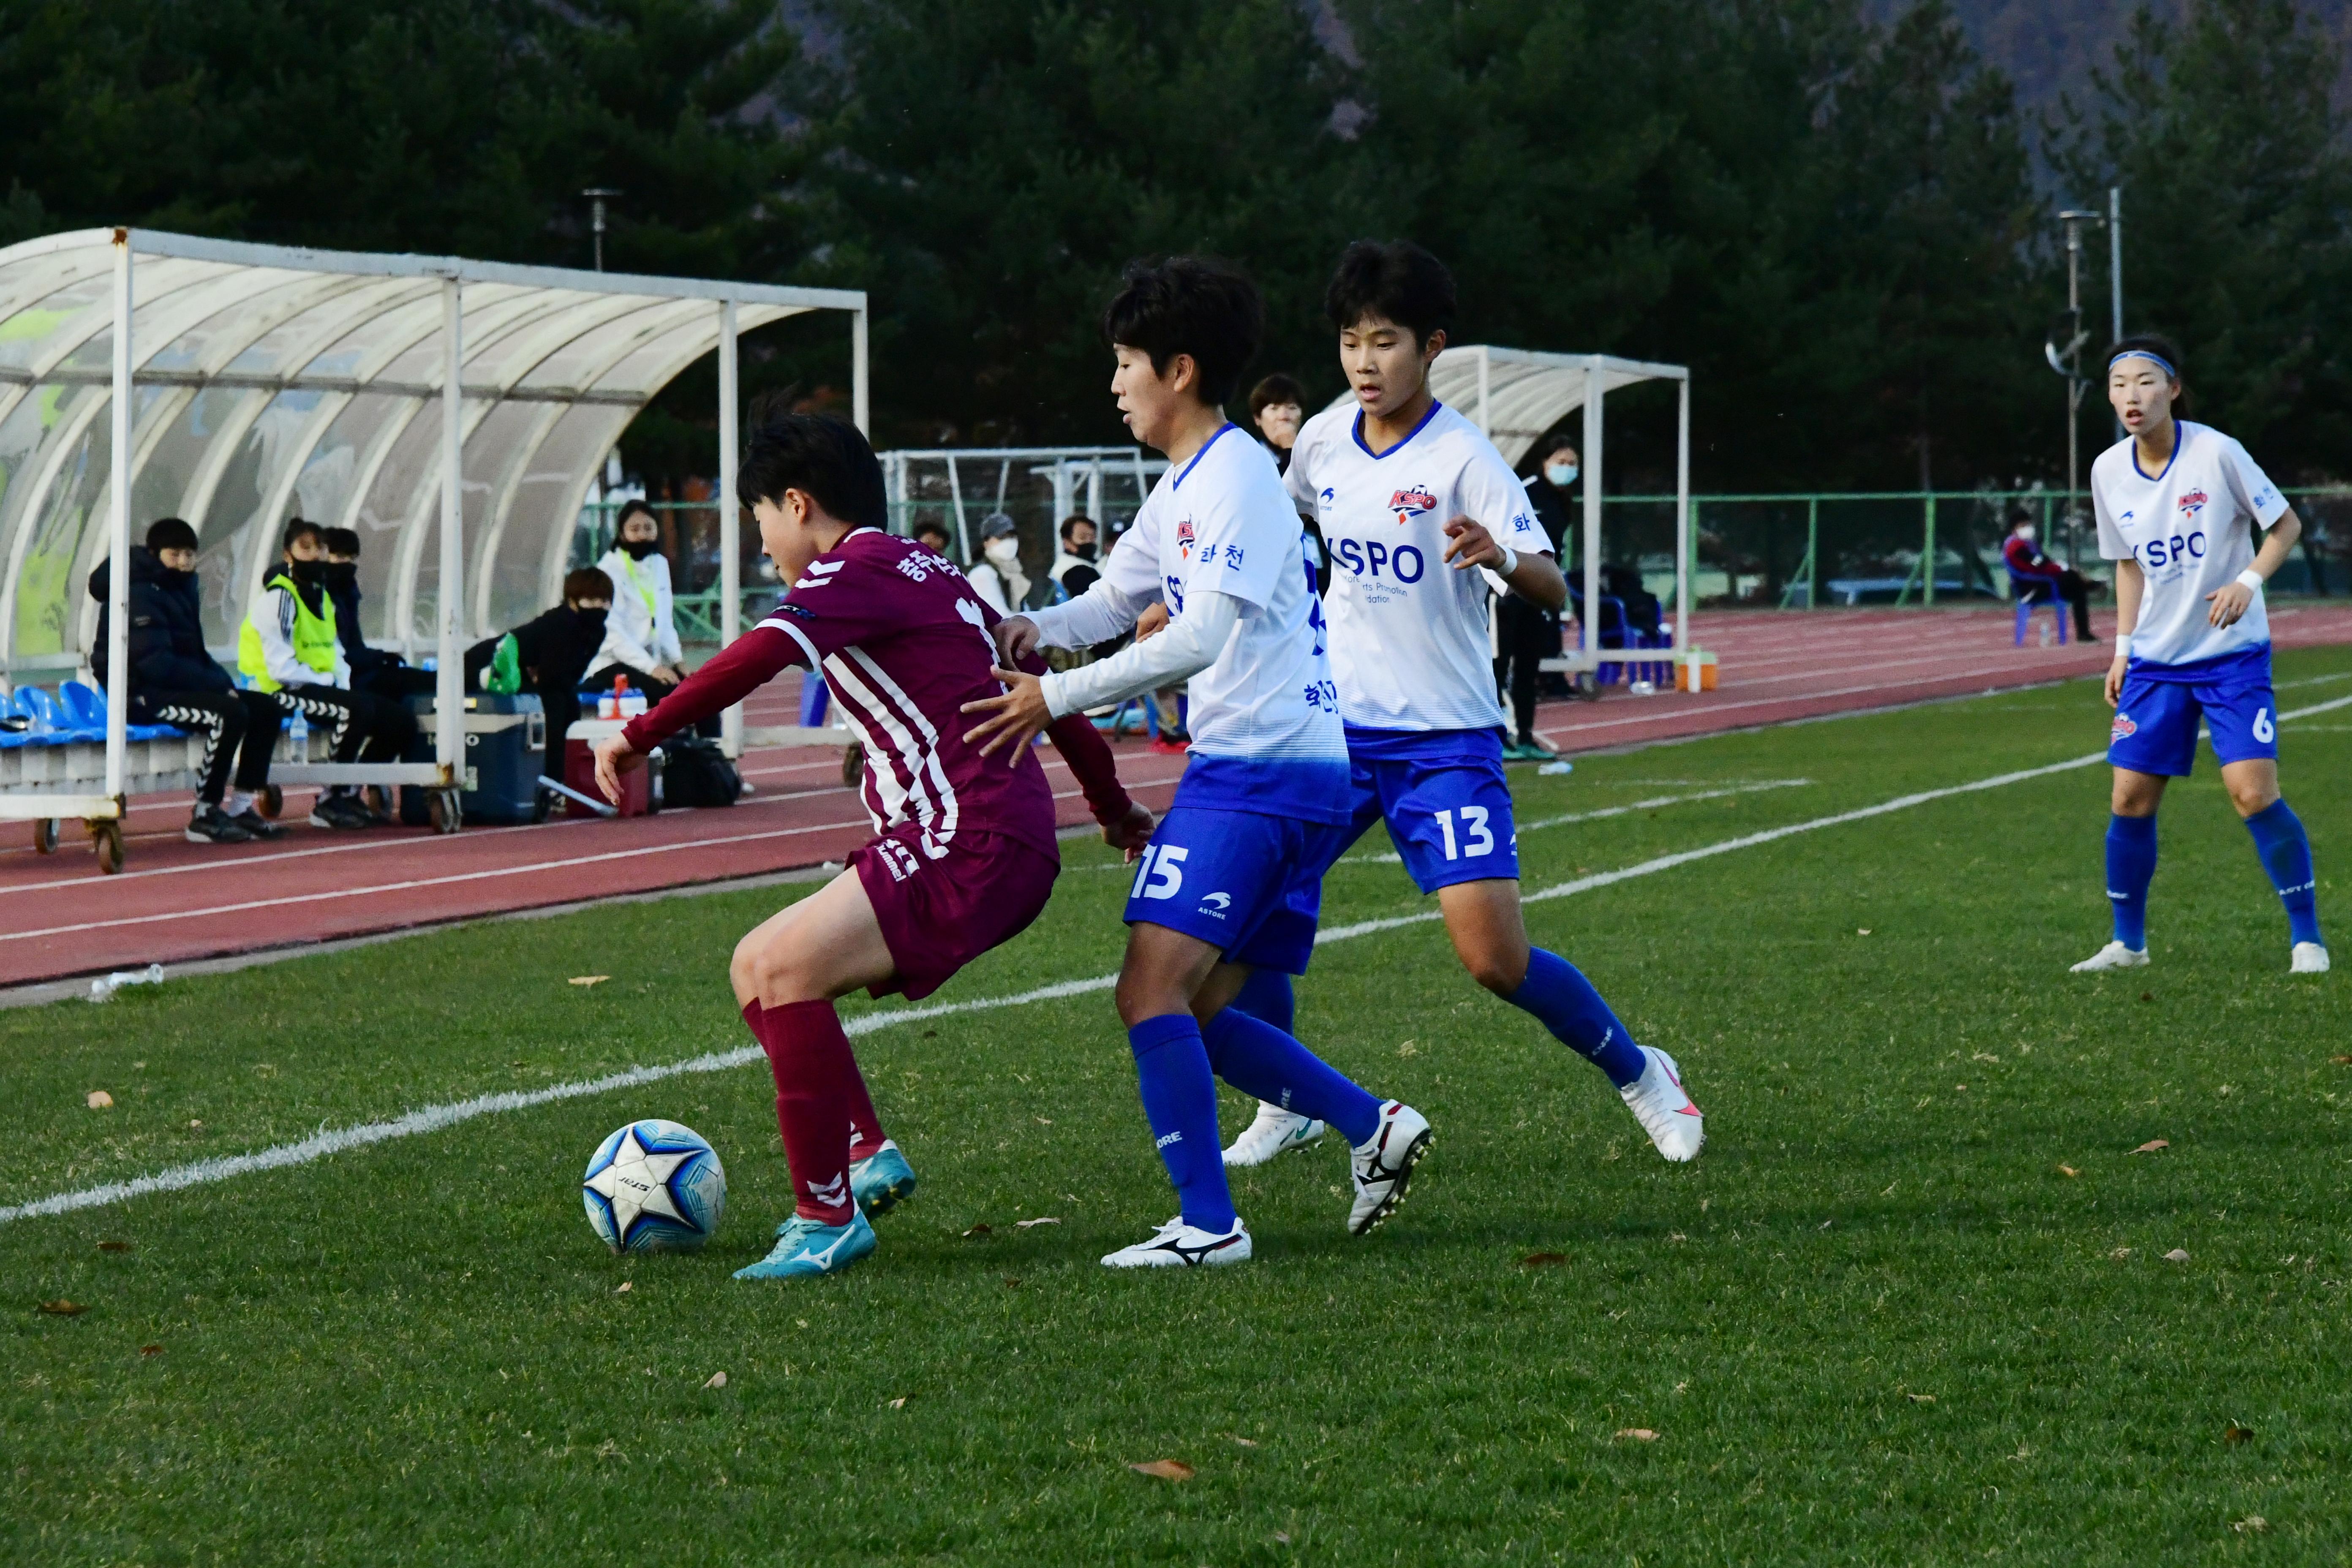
[0,228,866,672]
[1326,344,1687,469]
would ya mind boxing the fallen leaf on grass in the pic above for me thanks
[2164,1248,2191,1263]
[2111,1247,2133,1260]
[2333,1055,2352,1065]
[703,1371,727,1389]
[1129,1459,1195,1481]
[1614,1428,1659,1442]
[38,1300,87,1317]
[614,1281,632,1293]
[593,1439,625,1461]
[1227,1435,1259,1447]
[1906,1393,1936,1405]
[2140,991,2153,1002]
[139,1345,162,1357]
[2224,1424,2253,1445]
[887,1397,906,1410]
[962,1223,992,1238]
[2056,1165,2080,1178]
[97,1241,131,1252]
[1274,1530,1292,1544]
[1520,1252,1568,1268]
[568,975,609,987]
[1014,1216,1060,1229]
[1002,1277,1021,1290]
[2234,1515,2268,1534]
[1857,928,1872,936]
[85,1090,113,1109]
[2131,1139,2170,1154]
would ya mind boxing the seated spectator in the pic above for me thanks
[1049,514,1100,599]
[2002,507,2096,641]
[1250,373,1306,475]
[912,519,956,559]
[966,512,1031,613]
[321,526,436,700]
[88,517,285,844]
[465,567,611,792]
[237,517,417,830]
[591,498,685,702]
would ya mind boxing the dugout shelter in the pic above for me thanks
[1330,345,1695,684]
[0,227,867,867]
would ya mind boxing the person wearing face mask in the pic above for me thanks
[238,517,418,829]
[466,568,615,791]
[1049,514,1101,600]
[88,517,285,844]
[591,498,688,699]
[319,526,435,701]
[2002,505,2097,642]
[966,512,1032,614]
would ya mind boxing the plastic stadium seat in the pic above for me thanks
[12,686,103,743]
[2006,572,2068,646]
[62,680,179,740]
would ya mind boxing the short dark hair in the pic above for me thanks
[912,519,953,545]
[1325,240,1456,348]
[1102,256,1263,406]
[2104,333,2184,384]
[281,517,322,551]
[321,526,361,558]
[1059,514,1096,542]
[564,567,615,603]
[615,498,658,532]
[1248,374,1305,419]
[736,404,888,528]
[146,517,198,554]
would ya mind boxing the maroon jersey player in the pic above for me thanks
[595,410,1152,1281]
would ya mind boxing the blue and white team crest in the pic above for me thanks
[583,1119,728,1253]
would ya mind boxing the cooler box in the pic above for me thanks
[566,719,652,817]
[398,693,547,825]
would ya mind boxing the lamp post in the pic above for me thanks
[582,188,621,272]
[2047,207,2107,568]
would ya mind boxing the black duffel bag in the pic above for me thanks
[661,734,741,808]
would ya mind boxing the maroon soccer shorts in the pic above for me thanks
[848,825,1059,1000]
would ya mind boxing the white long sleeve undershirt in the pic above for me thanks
[1035,591,1242,720]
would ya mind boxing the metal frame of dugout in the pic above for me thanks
[0,227,867,868]
[1362,345,1696,689]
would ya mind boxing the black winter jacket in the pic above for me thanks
[89,548,232,696]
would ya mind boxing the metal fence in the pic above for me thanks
[579,484,2350,643]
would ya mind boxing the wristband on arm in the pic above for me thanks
[2235,568,2265,593]
[1495,544,1519,578]
[2113,634,2131,660]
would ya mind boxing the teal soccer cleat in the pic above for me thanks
[732,1210,877,1280]
[850,1140,919,1217]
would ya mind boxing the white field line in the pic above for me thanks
[8,691,2349,1228]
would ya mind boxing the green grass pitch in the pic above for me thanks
[8,651,2352,1564]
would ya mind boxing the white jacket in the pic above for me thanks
[966,560,1029,615]
[249,581,350,690]
[594,547,684,671]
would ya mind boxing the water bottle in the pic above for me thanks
[288,706,309,755]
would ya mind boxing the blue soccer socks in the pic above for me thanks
[1128,1015,1237,1232]
[1228,968,1297,1035]
[1200,1004,1382,1146]
[2245,799,2322,947]
[1508,948,1647,1089]
[2106,813,2159,950]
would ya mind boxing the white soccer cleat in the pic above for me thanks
[1621,1046,1704,1163]
[1348,1101,1432,1234]
[1222,1100,1326,1166]
[2291,942,2331,975]
[2070,940,2151,973]
[1100,1215,1252,1269]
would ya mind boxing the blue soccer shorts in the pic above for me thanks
[1344,743,1520,895]
[1124,804,1356,975]
[2108,663,2278,777]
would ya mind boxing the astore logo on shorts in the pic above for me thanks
[2110,713,2138,741]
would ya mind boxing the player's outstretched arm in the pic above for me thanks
[962,593,1241,760]
[592,623,803,802]
[1444,516,1566,610]
[2205,508,2301,629]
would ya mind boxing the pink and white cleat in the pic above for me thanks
[1621,1047,1704,1162]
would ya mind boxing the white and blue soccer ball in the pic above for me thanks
[582,1119,727,1253]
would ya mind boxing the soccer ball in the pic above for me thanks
[582,1119,727,1253]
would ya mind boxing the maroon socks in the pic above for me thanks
[746,999,865,1224]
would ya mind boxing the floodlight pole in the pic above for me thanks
[436,277,464,775]
[105,229,132,806]
[717,298,742,759]
[2109,186,2126,442]
[2057,208,2105,568]
[583,188,621,272]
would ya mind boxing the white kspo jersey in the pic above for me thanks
[1098,423,1348,809]
[1286,399,1552,731]
[2092,420,2287,667]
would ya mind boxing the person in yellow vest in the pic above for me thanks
[238,517,416,830]
[591,499,686,702]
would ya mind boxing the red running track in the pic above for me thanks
[4,604,2349,986]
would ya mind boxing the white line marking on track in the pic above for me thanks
[8,693,2347,1225]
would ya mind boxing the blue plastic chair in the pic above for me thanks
[62,681,179,741]
[14,686,103,743]
[2007,572,2068,645]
